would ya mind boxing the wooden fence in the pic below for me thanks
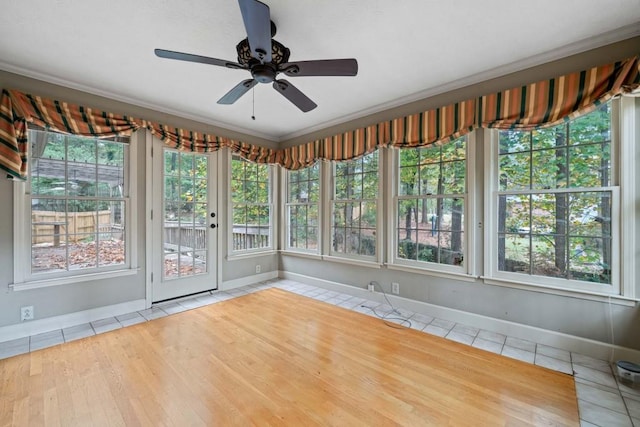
[32,210,113,245]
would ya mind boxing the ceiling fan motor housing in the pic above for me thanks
[251,64,277,83]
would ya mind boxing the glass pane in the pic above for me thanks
[399,166,418,195]
[244,180,257,203]
[420,164,439,195]
[569,104,610,145]
[165,176,179,201]
[441,160,465,194]
[531,235,561,278]
[68,136,96,163]
[332,228,346,253]
[397,200,418,232]
[98,236,125,267]
[420,145,441,163]
[569,237,611,284]
[308,179,320,202]
[361,227,376,256]
[345,202,359,227]
[179,252,195,277]
[363,152,378,172]
[38,131,66,161]
[397,228,417,260]
[445,138,466,160]
[195,155,208,176]
[499,194,530,234]
[569,144,610,188]
[180,154,194,177]
[164,253,179,278]
[502,234,530,274]
[531,127,560,150]
[69,235,98,269]
[333,202,346,227]
[195,203,207,226]
[98,141,125,166]
[256,180,269,204]
[165,151,179,175]
[499,130,530,154]
[362,172,378,199]
[360,202,377,229]
[569,192,611,238]
[307,227,318,249]
[32,246,66,273]
[531,149,562,190]
[499,152,530,190]
[399,148,420,166]
[417,230,434,262]
[195,179,207,203]
[344,228,360,254]
[531,194,557,235]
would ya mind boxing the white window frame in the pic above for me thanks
[483,100,623,296]
[282,163,322,255]
[389,134,476,278]
[12,129,138,291]
[326,151,383,264]
[227,153,276,257]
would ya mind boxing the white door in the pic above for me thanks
[151,141,218,302]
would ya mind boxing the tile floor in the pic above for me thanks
[1,279,638,426]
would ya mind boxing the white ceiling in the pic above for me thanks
[1,1,639,143]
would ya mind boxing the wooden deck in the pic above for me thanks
[0,288,579,426]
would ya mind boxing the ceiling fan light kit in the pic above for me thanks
[155,0,358,113]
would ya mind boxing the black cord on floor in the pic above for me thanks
[361,281,412,329]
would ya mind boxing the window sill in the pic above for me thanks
[481,276,638,306]
[279,250,322,261]
[321,255,382,269]
[386,263,478,282]
[11,268,141,292]
[226,250,277,261]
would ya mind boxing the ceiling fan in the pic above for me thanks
[155,0,358,113]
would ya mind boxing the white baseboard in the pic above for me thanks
[0,299,147,343]
[221,271,279,291]
[280,271,640,363]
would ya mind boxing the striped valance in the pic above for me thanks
[279,123,389,170]
[1,56,638,178]
[276,100,476,170]
[0,89,278,179]
[387,99,476,148]
[479,56,640,130]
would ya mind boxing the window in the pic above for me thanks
[20,128,129,281]
[394,137,467,270]
[491,103,617,292]
[230,156,273,253]
[285,164,320,252]
[330,152,379,260]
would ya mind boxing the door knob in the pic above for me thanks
[210,224,217,229]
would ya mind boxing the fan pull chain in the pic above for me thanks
[251,87,256,120]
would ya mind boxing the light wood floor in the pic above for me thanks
[0,288,579,426]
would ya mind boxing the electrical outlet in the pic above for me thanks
[255,264,261,274]
[391,282,400,295]
[21,306,34,321]
[367,283,375,292]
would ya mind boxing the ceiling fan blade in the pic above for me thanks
[238,0,272,63]
[272,79,317,112]
[280,59,358,77]
[218,79,258,105]
[155,49,244,70]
